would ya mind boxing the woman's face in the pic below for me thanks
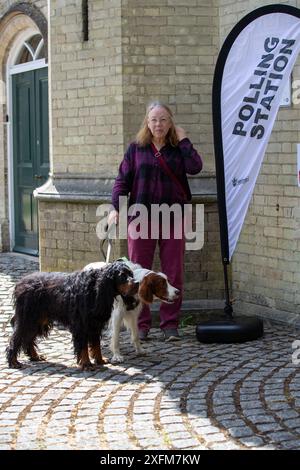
[147,106,172,142]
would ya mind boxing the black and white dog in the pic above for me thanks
[6,261,137,370]
[84,261,180,363]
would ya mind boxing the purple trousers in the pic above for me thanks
[127,221,185,332]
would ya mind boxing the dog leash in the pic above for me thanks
[100,222,115,263]
[100,221,130,265]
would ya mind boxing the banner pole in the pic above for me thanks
[223,262,233,319]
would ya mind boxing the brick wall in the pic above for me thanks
[50,0,124,176]
[121,0,218,174]
[50,0,219,176]
[38,200,127,271]
[218,0,300,315]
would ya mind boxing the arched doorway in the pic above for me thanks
[8,32,49,255]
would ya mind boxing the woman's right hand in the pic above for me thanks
[175,126,187,142]
[107,209,119,226]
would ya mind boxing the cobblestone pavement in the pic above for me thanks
[0,253,300,450]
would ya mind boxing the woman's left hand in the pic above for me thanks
[175,126,187,141]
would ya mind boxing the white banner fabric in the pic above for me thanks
[221,12,300,260]
[297,143,300,187]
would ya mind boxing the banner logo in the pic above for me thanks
[232,176,249,187]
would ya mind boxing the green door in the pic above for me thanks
[12,67,49,255]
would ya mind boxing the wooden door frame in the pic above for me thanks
[7,31,48,252]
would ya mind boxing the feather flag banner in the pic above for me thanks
[213,4,300,263]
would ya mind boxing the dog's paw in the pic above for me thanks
[94,356,108,366]
[8,360,23,369]
[30,354,46,362]
[136,347,146,356]
[111,354,124,364]
[79,361,95,371]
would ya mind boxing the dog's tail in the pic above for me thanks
[12,274,41,330]
[13,276,34,308]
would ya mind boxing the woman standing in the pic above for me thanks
[108,101,203,341]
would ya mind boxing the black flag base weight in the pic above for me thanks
[196,311,264,344]
[196,316,264,344]
[196,264,264,344]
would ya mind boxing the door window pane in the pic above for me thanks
[15,34,45,64]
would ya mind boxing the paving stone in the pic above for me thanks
[283,418,300,429]
[255,423,283,432]
[210,442,242,450]
[228,427,256,438]
[276,410,299,419]
[239,436,265,447]
[267,431,297,442]
[279,440,300,450]
[193,425,221,435]
[172,438,201,448]
[202,433,227,443]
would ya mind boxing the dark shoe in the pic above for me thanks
[163,328,181,342]
[139,330,149,341]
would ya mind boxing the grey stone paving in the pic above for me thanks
[0,253,299,450]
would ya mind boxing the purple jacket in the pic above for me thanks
[112,138,203,211]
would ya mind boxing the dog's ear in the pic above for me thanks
[138,279,153,304]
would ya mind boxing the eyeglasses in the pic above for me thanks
[148,118,169,124]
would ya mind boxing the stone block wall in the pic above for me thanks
[181,202,224,300]
[38,200,126,271]
[49,0,124,176]
[121,0,218,174]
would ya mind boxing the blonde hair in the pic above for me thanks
[135,101,179,147]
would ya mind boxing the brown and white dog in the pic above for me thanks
[84,260,180,363]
